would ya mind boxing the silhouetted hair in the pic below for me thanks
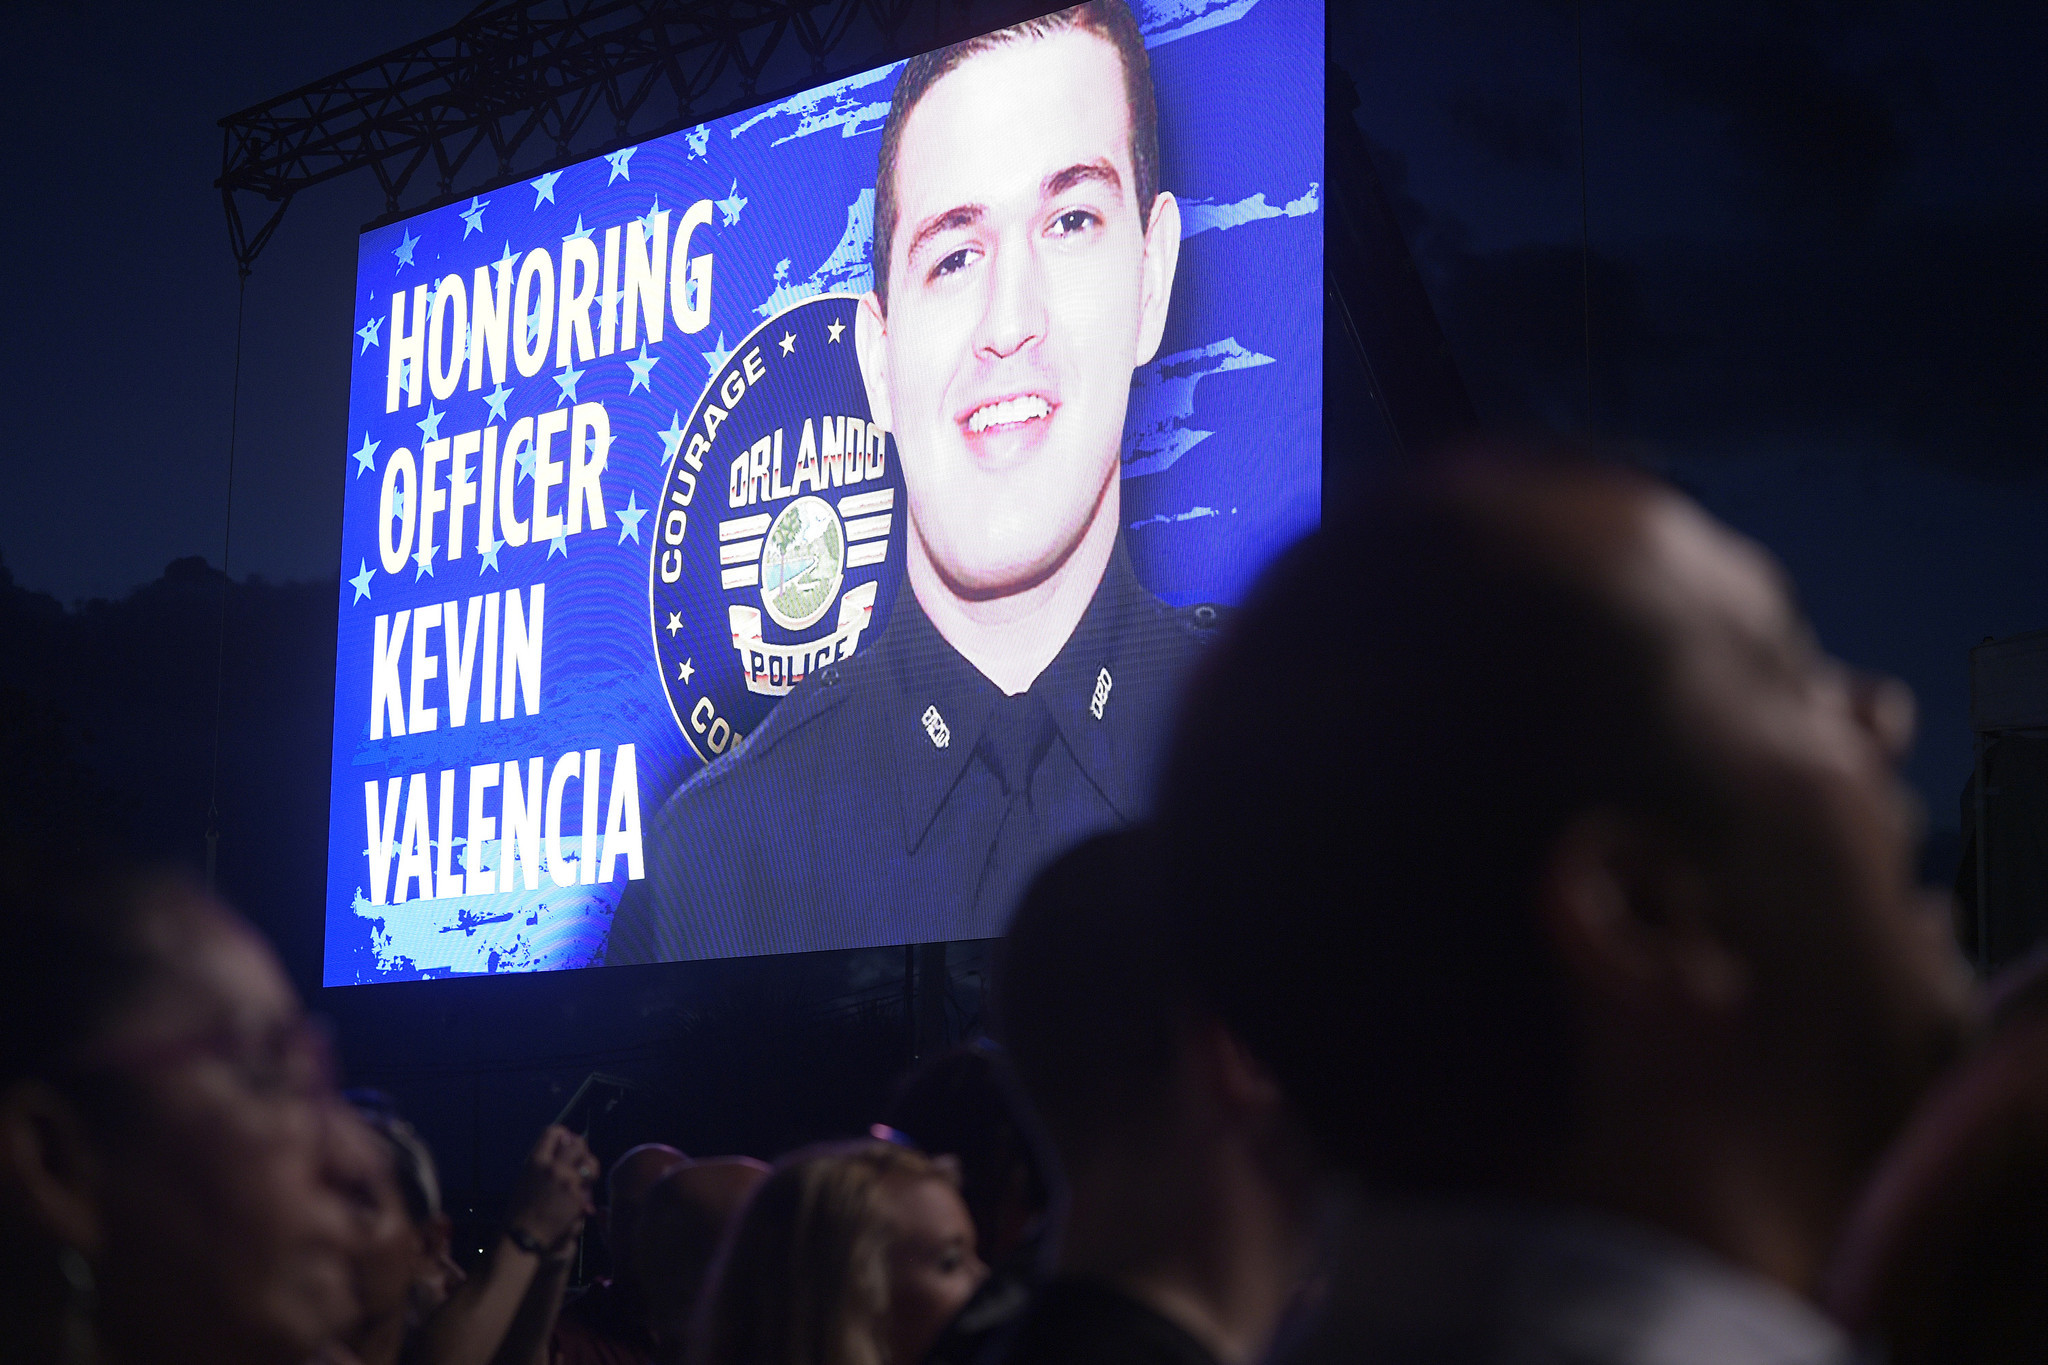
[639,1159,769,1356]
[349,1095,444,1227]
[1829,966,2048,1363]
[879,1042,1049,1260]
[872,0,1159,309]
[995,827,1183,1174]
[1159,455,1707,1193]
[695,1140,959,1365]
[0,862,179,1096]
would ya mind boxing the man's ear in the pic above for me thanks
[1134,191,1181,367]
[1539,811,1748,1018]
[855,290,894,433]
[0,1081,104,1256]
[422,1211,453,1260]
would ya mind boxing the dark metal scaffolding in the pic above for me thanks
[213,0,1471,454]
[216,0,1037,272]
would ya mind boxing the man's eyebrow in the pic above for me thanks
[1044,159,1122,201]
[905,205,984,265]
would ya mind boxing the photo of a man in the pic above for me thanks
[607,0,1219,963]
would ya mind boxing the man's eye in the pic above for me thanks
[1047,208,1100,238]
[929,246,980,282]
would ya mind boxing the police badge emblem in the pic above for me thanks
[648,294,906,765]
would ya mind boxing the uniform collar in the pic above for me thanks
[883,541,1162,853]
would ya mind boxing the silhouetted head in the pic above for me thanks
[879,1043,1050,1267]
[996,827,1182,1177]
[695,1140,986,1365]
[1829,954,2048,1362]
[337,1098,461,1361]
[606,1141,688,1278]
[633,1157,769,1356]
[0,866,362,1365]
[1161,453,1973,1204]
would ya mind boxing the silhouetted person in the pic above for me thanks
[0,865,364,1365]
[631,1158,770,1363]
[338,1098,466,1365]
[1160,456,1977,1364]
[1826,954,2048,1363]
[987,827,1319,1365]
[555,1143,691,1365]
[880,1044,1051,1272]
[411,1122,597,1365]
[694,1140,986,1365]
[882,1044,1055,1365]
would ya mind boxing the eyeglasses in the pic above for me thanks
[65,1013,340,1104]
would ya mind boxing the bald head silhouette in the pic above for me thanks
[633,1157,770,1357]
[1163,453,1971,1293]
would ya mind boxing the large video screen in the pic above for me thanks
[325,0,1322,982]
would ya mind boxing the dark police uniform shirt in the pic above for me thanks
[605,543,1217,963]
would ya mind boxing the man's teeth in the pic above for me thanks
[967,396,1051,434]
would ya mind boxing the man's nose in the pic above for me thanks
[974,236,1046,360]
[1853,670,1916,763]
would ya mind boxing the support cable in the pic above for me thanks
[1576,0,1593,429]
[206,268,250,892]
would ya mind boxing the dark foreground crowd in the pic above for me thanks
[6,456,2047,1365]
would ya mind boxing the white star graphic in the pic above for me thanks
[659,412,686,462]
[348,559,375,603]
[459,196,489,237]
[616,491,648,544]
[414,541,439,579]
[495,240,518,279]
[357,316,384,352]
[554,363,585,406]
[562,214,593,243]
[351,433,380,477]
[548,528,569,558]
[604,146,637,184]
[677,658,695,683]
[479,537,504,573]
[625,343,659,393]
[483,381,513,424]
[530,170,562,206]
[666,612,683,637]
[392,229,419,269]
[701,332,732,374]
[778,331,795,357]
[417,402,445,442]
[826,318,845,343]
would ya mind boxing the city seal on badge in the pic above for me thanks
[648,294,906,766]
[759,495,845,630]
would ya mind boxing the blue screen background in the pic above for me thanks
[325,0,1323,983]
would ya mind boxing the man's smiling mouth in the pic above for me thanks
[964,394,1053,434]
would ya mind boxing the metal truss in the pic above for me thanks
[217,0,1044,273]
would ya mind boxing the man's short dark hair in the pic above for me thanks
[996,826,1183,1171]
[872,0,1160,310]
[1158,455,1712,1195]
[880,1042,1051,1250]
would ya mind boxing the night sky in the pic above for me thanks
[4,0,2044,842]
